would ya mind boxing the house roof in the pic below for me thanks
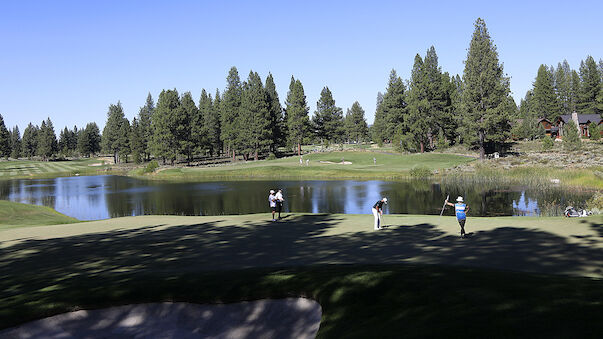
[557,114,602,125]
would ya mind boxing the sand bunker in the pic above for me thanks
[1,298,321,339]
[319,160,352,165]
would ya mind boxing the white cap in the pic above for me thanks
[383,197,388,203]
[456,196,463,202]
[270,190,275,194]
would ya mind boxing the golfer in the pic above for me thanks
[269,190,277,221]
[275,189,285,219]
[446,196,469,238]
[372,197,387,230]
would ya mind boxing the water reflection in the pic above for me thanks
[0,175,594,221]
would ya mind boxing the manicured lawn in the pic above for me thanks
[0,200,79,229]
[143,151,476,180]
[0,158,106,179]
[1,212,601,336]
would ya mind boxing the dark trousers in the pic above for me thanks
[458,218,466,236]
[276,202,283,217]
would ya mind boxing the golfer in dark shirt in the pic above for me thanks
[372,197,387,230]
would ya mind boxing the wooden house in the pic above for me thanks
[554,112,602,138]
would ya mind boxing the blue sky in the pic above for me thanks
[1,0,602,133]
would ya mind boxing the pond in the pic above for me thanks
[0,175,594,221]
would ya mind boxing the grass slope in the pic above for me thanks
[0,158,107,180]
[1,213,601,336]
[0,200,78,229]
[144,152,475,180]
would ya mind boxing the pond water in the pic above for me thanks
[0,175,593,221]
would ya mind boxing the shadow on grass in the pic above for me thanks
[0,215,602,336]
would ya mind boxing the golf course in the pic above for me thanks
[1,201,602,337]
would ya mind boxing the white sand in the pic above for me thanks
[0,298,321,339]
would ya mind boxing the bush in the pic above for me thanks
[586,192,603,214]
[589,122,600,141]
[409,166,432,178]
[267,152,276,160]
[563,121,581,151]
[542,136,554,150]
[143,160,159,174]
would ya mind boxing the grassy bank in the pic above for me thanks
[136,152,475,180]
[0,213,601,336]
[0,158,109,180]
[0,200,79,229]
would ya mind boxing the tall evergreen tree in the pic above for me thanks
[460,18,511,159]
[58,127,71,156]
[554,60,572,114]
[21,123,38,159]
[117,118,131,163]
[10,126,21,159]
[406,53,430,152]
[312,86,344,145]
[373,70,407,145]
[239,71,272,160]
[130,118,144,163]
[0,114,9,159]
[151,89,181,164]
[37,118,57,160]
[221,67,243,159]
[194,89,211,156]
[102,102,127,163]
[178,92,196,163]
[138,93,155,161]
[563,120,581,150]
[78,122,101,157]
[532,64,561,119]
[285,76,310,155]
[577,56,602,114]
[207,89,222,156]
[346,101,369,143]
[265,73,284,151]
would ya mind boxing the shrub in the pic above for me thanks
[542,136,554,150]
[409,166,432,178]
[589,122,600,141]
[143,160,159,174]
[563,121,581,151]
[267,152,276,160]
[586,192,603,214]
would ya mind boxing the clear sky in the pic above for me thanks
[1,0,602,133]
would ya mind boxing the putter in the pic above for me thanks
[440,194,449,216]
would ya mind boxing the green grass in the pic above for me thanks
[0,158,108,180]
[140,151,476,180]
[0,200,79,229]
[1,212,601,336]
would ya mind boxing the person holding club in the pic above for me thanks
[372,197,387,230]
[446,196,469,238]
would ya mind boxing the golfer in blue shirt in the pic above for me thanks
[446,196,469,238]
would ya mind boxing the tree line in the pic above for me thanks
[1,18,600,162]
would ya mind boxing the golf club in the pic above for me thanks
[440,194,449,216]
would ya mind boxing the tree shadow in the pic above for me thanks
[0,214,602,331]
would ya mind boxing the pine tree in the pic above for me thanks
[577,56,601,114]
[221,67,243,160]
[460,18,511,159]
[563,120,581,150]
[265,73,284,151]
[10,126,21,159]
[285,76,310,155]
[102,102,127,163]
[211,89,223,155]
[589,121,600,141]
[347,101,369,143]
[117,118,131,163]
[312,86,344,145]
[21,123,38,159]
[138,93,154,161]
[194,89,211,156]
[238,71,272,160]
[0,114,9,159]
[532,64,561,119]
[37,118,57,160]
[405,54,429,152]
[78,122,101,157]
[178,92,196,163]
[151,89,181,164]
[130,118,144,163]
[554,60,573,114]
[58,127,71,156]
